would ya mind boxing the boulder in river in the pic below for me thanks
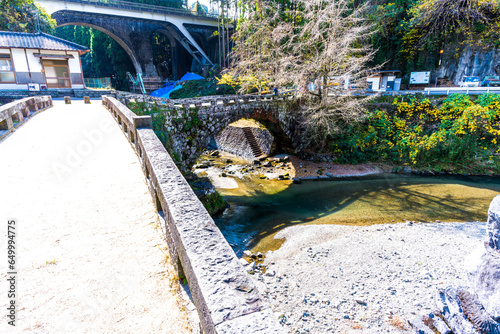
[468,195,500,322]
[410,196,500,334]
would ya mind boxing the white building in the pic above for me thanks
[367,70,401,91]
[0,31,89,90]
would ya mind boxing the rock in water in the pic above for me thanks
[469,195,500,322]
[487,196,500,252]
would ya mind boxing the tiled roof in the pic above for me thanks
[0,31,89,52]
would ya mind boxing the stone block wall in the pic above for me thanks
[0,89,114,100]
[102,95,284,334]
[215,125,274,160]
[114,92,302,170]
[215,126,255,160]
[252,126,274,157]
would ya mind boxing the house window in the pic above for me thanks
[42,59,71,88]
[0,54,15,83]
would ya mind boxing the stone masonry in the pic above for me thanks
[115,92,302,170]
[215,125,274,160]
[102,95,284,333]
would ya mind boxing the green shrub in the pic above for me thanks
[330,94,500,173]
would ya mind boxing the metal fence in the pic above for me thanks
[84,77,112,89]
[128,76,164,94]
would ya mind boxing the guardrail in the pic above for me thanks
[57,0,220,20]
[0,96,53,139]
[101,95,283,334]
[424,87,500,95]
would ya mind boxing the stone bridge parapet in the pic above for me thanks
[102,95,284,334]
[114,92,302,169]
[0,96,53,139]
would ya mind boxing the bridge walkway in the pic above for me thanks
[0,101,191,333]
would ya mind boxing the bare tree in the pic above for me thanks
[225,0,281,93]
[409,0,499,44]
[227,0,375,148]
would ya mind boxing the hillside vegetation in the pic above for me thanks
[333,93,500,174]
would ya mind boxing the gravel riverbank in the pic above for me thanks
[249,221,487,333]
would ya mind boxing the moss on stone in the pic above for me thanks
[201,191,228,216]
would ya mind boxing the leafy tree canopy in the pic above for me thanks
[0,0,55,33]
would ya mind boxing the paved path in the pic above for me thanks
[0,101,191,333]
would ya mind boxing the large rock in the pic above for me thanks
[436,287,480,334]
[438,46,500,85]
[410,196,500,334]
[468,195,500,322]
[487,196,500,252]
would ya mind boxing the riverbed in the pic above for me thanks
[255,221,488,333]
[214,172,500,254]
[197,153,499,332]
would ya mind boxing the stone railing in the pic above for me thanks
[0,90,114,102]
[101,95,283,334]
[112,91,299,171]
[0,96,53,137]
[114,91,294,113]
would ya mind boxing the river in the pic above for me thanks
[214,174,500,255]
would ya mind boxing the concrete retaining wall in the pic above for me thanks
[101,95,284,334]
[0,96,53,139]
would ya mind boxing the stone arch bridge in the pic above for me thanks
[114,92,302,168]
[37,0,224,78]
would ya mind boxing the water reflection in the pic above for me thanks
[214,174,500,255]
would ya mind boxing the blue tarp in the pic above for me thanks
[162,84,182,99]
[151,72,204,98]
[150,83,176,97]
[179,72,204,81]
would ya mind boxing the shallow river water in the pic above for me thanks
[214,174,500,255]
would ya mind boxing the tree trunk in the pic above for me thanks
[218,4,222,71]
[221,5,226,69]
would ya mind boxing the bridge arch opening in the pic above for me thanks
[151,32,174,79]
[55,22,140,81]
[156,28,204,80]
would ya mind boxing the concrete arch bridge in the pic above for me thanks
[37,0,225,78]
